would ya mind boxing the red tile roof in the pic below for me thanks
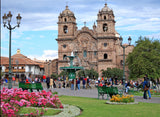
[1,53,44,68]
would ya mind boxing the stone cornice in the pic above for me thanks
[97,19,116,23]
[56,38,74,41]
[98,59,112,62]
[58,60,68,63]
[97,36,118,40]
[57,22,77,25]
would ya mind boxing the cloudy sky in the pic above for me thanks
[1,0,160,60]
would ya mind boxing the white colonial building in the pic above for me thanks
[1,49,44,80]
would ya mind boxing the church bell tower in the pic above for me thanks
[57,5,77,39]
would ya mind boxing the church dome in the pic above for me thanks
[101,3,111,12]
[61,5,74,16]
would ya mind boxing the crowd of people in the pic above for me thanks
[1,73,159,99]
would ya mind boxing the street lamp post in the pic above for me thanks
[119,36,132,92]
[2,11,22,89]
[48,60,51,77]
[15,60,19,81]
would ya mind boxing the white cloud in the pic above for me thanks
[25,37,32,40]
[40,35,45,38]
[146,33,160,39]
[28,50,58,61]
[33,26,58,31]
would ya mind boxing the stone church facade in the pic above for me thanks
[56,3,134,76]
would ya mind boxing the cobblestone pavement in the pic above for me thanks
[49,88,160,104]
[1,84,160,104]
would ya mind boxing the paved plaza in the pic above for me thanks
[2,84,160,104]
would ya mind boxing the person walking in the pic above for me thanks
[12,75,16,85]
[71,79,74,90]
[77,78,80,90]
[46,76,50,89]
[50,78,53,88]
[125,81,131,94]
[143,77,148,99]
[83,78,86,89]
[145,75,151,99]
[86,77,91,89]
[27,74,32,83]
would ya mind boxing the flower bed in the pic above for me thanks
[150,89,160,95]
[0,88,63,117]
[110,94,134,103]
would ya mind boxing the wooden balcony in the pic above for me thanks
[5,69,25,73]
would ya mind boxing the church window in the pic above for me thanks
[120,60,123,66]
[83,50,87,57]
[94,51,97,56]
[103,23,108,32]
[109,15,112,19]
[74,51,78,56]
[104,16,106,20]
[64,18,67,22]
[63,25,68,34]
[104,43,107,47]
[63,44,66,48]
[63,55,67,60]
[104,53,108,59]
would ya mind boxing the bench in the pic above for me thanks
[19,82,43,92]
[97,86,120,100]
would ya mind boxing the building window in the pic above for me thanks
[83,50,87,57]
[63,55,67,60]
[64,18,67,22]
[104,53,108,59]
[103,23,108,32]
[94,51,97,56]
[104,43,107,47]
[63,25,68,34]
[104,16,106,20]
[74,51,78,56]
[120,60,123,65]
[109,15,112,19]
[63,44,66,48]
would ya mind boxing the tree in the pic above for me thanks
[51,72,58,80]
[126,37,160,79]
[78,68,99,79]
[101,68,123,79]
[58,70,68,77]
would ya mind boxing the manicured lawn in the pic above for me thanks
[59,95,160,117]
[18,107,61,116]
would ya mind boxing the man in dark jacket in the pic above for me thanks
[46,76,50,89]
[143,77,147,99]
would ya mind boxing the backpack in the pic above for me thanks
[146,80,150,88]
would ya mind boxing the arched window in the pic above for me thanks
[74,51,78,56]
[104,43,107,47]
[64,18,67,22]
[94,51,97,56]
[104,16,106,20]
[63,25,68,34]
[83,50,87,57]
[63,55,67,60]
[104,53,108,59]
[103,23,108,32]
[120,60,123,65]
[109,15,112,19]
[63,44,66,48]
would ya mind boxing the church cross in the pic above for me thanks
[84,21,86,27]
